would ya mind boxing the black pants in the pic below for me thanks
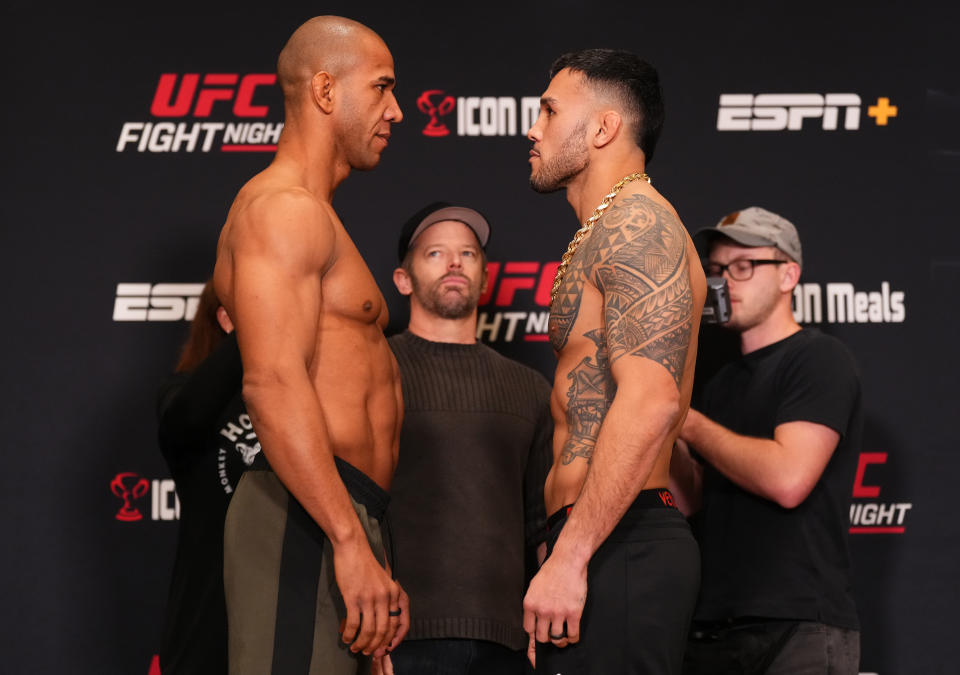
[536,491,700,675]
[391,638,528,675]
[683,619,860,675]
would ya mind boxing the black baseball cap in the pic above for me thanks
[397,201,491,263]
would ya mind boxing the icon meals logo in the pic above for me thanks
[116,73,283,153]
[111,473,181,522]
[792,281,905,324]
[417,89,543,137]
[717,93,898,131]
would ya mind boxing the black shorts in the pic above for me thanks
[536,490,700,675]
[224,457,390,675]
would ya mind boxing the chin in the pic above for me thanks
[529,175,562,194]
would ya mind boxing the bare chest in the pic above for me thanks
[323,239,388,329]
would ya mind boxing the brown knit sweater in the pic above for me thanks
[386,330,553,650]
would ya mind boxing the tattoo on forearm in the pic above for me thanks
[561,330,615,465]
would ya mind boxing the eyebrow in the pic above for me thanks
[375,76,396,87]
[540,96,558,107]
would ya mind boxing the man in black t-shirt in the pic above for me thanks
[671,207,862,675]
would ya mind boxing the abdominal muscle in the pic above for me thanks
[309,317,401,491]
[542,383,676,517]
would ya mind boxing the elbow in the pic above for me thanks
[657,388,684,431]
[241,370,282,412]
[770,476,816,510]
[633,389,683,435]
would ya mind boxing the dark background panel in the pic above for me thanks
[1,3,954,673]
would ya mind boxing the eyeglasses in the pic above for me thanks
[704,259,785,281]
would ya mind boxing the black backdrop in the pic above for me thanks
[3,3,958,673]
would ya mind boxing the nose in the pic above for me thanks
[386,93,403,123]
[527,112,544,142]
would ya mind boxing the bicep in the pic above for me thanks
[226,197,330,376]
[774,420,841,488]
[597,214,695,389]
[231,251,320,373]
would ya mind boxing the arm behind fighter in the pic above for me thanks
[681,410,839,509]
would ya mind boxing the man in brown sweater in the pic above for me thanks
[386,202,553,675]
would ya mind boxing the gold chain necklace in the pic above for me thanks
[550,172,651,304]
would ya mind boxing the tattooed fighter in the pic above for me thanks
[523,49,706,674]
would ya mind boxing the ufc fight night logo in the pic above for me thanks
[717,93,898,131]
[849,453,911,534]
[116,73,283,153]
[476,261,559,342]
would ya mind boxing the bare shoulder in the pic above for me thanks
[596,188,688,258]
[586,188,696,384]
[220,181,337,272]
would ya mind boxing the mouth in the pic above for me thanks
[439,275,468,289]
[529,148,540,161]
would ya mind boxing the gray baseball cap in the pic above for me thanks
[398,201,490,263]
[693,206,802,268]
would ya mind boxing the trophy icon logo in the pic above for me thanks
[111,472,150,521]
[418,89,456,137]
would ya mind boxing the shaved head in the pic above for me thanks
[277,16,385,100]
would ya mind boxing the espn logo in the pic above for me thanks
[717,93,861,131]
[113,283,204,322]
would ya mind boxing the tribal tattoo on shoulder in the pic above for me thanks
[561,329,614,465]
[591,194,694,386]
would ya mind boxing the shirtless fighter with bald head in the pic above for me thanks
[214,16,406,675]
[522,49,705,673]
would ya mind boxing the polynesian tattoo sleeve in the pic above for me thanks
[550,194,694,465]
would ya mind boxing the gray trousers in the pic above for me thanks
[766,622,860,675]
[224,463,389,675]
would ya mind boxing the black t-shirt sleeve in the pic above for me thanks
[775,335,860,438]
[157,333,244,453]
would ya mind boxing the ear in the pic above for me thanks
[393,267,413,296]
[780,261,801,293]
[593,110,622,149]
[480,263,489,295]
[311,71,335,113]
[216,306,234,334]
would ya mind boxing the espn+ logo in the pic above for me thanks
[717,93,898,131]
